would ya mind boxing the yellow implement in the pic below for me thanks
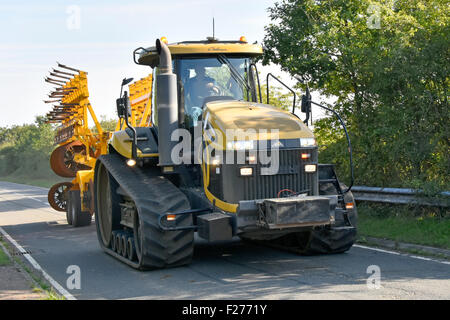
[45,63,108,215]
[45,63,152,223]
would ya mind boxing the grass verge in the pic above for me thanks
[0,238,65,300]
[0,243,11,266]
[357,202,450,249]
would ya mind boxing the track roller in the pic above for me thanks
[127,237,136,261]
[111,231,118,252]
[120,233,129,257]
[115,232,123,254]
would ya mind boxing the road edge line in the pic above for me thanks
[354,244,450,265]
[0,226,76,300]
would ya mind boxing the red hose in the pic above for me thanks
[277,189,296,198]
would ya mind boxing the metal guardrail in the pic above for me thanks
[351,186,450,207]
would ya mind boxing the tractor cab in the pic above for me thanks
[135,37,263,128]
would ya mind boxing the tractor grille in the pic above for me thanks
[242,148,318,200]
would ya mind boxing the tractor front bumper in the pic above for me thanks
[237,195,338,231]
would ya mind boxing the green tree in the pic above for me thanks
[92,115,117,133]
[263,0,449,190]
[261,83,299,112]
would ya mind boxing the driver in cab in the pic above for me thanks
[185,65,219,106]
[184,65,220,126]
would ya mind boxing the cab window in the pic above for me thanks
[176,56,254,128]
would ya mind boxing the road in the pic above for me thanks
[0,181,449,300]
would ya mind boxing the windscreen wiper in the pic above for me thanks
[217,55,251,93]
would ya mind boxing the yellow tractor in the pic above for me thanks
[90,36,357,269]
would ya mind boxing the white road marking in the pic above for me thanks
[0,226,76,300]
[23,195,49,206]
[32,198,49,206]
[354,244,401,255]
[354,244,450,266]
[1,191,53,212]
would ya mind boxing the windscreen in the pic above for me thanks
[176,56,253,127]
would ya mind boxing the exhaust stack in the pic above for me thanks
[155,38,178,167]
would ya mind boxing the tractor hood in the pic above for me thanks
[203,100,314,143]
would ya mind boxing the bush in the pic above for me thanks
[0,117,62,186]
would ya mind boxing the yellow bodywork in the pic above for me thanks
[203,100,314,151]
[201,140,239,213]
[109,130,158,159]
[138,41,263,67]
[76,169,94,201]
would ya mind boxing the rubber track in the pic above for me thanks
[96,154,194,270]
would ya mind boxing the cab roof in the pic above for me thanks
[136,39,263,68]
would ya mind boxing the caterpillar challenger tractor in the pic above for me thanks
[93,36,357,269]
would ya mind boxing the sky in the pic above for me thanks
[0,0,323,127]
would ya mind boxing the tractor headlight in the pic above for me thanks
[300,138,317,147]
[126,159,136,167]
[211,156,221,165]
[239,167,253,176]
[304,164,317,173]
[226,140,255,150]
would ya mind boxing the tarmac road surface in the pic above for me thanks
[0,181,449,300]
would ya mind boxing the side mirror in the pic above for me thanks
[121,77,134,86]
[116,92,131,118]
[118,77,134,109]
[301,89,311,113]
[301,87,312,125]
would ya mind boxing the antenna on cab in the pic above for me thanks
[207,17,218,42]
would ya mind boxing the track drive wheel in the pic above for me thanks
[95,163,121,248]
[67,190,92,227]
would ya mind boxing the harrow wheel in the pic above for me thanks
[48,182,73,213]
[67,190,92,227]
[50,141,91,178]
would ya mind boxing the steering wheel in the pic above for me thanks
[208,84,222,96]
[190,83,222,105]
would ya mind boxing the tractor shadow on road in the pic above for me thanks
[184,236,450,299]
